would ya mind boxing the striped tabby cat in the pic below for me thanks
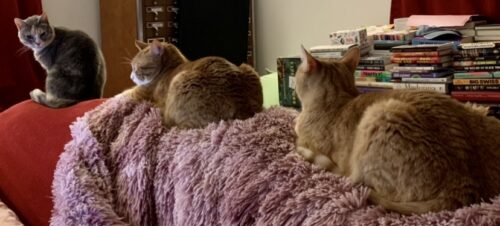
[124,39,263,129]
[294,46,500,215]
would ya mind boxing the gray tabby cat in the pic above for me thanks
[14,13,106,108]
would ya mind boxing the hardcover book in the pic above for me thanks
[390,43,453,52]
[453,65,500,71]
[392,49,452,57]
[453,55,500,61]
[410,36,473,49]
[391,66,449,72]
[355,81,394,89]
[393,82,450,93]
[359,56,390,65]
[392,70,453,78]
[453,78,500,85]
[457,48,500,57]
[401,75,453,83]
[459,42,500,49]
[474,36,500,41]
[453,60,500,67]
[391,55,452,64]
[453,85,500,91]
[355,70,392,82]
[276,57,301,108]
[451,91,500,102]
[454,71,495,79]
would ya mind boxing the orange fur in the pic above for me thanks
[294,46,500,214]
[123,40,263,129]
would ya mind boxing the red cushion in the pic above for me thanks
[0,99,105,226]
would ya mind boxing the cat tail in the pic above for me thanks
[369,190,458,215]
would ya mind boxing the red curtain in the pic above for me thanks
[0,0,45,111]
[390,0,500,23]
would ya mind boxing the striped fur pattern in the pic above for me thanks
[294,46,500,215]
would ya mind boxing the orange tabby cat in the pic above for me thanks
[294,46,500,215]
[123,39,263,128]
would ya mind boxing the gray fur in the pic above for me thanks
[15,14,106,108]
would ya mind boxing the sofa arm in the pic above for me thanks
[0,99,105,226]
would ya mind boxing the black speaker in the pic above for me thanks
[176,0,250,65]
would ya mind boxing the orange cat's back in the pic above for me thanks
[294,46,500,214]
[163,57,263,129]
[345,90,500,214]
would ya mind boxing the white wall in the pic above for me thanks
[40,1,391,74]
[41,0,101,46]
[254,0,391,74]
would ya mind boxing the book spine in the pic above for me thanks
[391,57,447,64]
[453,71,493,79]
[459,42,497,49]
[401,77,452,83]
[393,82,449,93]
[453,78,500,85]
[391,48,438,53]
[355,70,392,82]
[453,60,500,67]
[357,86,392,93]
[392,72,444,78]
[276,57,301,108]
[411,39,460,49]
[392,52,441,57]
[392,66,439,71]
[311,51,344,58]
[451,91,500,102]
[453,85,500,91]
[355,81,394,88]
[457,48,500,57]
[358,59,387,65]
[453,55,500,61]
[453,65,500,71]
[356,65,385,70]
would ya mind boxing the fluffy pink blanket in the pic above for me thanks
[51,96,500,225]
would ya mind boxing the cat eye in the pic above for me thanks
[25,35,34,40]
[40,32,47,38]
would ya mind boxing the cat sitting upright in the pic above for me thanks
[124,39,263,129]
[294,46,500,215]
[14,13,106,108]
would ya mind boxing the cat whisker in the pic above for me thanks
[16,46,31,55]
[121,56,132,64]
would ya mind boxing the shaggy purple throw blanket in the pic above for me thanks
[51,96,500,225]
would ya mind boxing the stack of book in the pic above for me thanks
[355,56,395,93]
[451,42,500,105]
[443,19,487,41]
[390,43,454,94]
[475,24,500,42]
[371,30,415,55]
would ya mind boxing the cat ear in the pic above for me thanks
[300,45,318,73]
[135,40,148,50]
[40,12,49,23]
[341,47,360,72]
[150,39,164,57]
[14,18,26,30]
